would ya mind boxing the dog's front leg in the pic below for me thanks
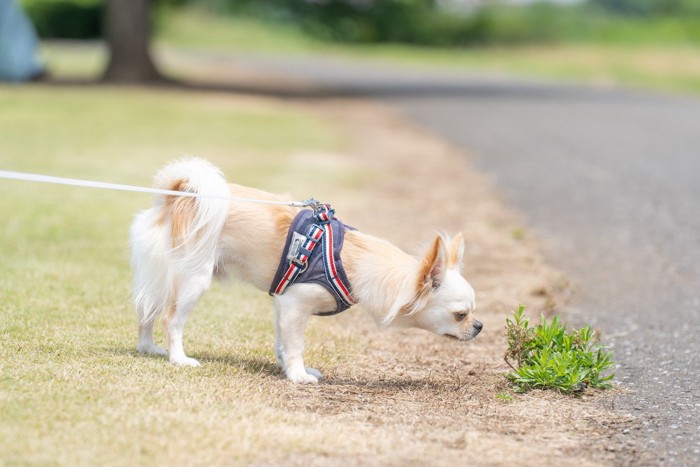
[274,297,319,384]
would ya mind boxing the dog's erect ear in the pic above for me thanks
[447,232,465,269]
[397,235,447,319]
[421,235,447,290]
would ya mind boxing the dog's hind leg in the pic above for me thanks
[131,210,171,357]
[137,307,167,356]
[164,270,212,367]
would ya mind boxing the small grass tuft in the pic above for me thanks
[495,392,514,402]
[504,305,615,395]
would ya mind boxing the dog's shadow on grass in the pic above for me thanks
[196,351,285,377]
[121,347,459,390]
[116,346,283,377]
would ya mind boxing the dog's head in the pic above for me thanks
[395,233,481,341]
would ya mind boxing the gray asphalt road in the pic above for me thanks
[225,54,700,464]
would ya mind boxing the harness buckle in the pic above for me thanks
[303,198,334,221]
[302,197,323,210]
[290,256,309,273]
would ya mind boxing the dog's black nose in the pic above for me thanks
[473,320,483,332]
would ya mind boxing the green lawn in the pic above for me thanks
[0,85,367,464]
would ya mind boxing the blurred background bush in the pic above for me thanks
[20,0,700,46]
[21,0,103,39]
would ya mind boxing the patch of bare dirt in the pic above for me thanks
[265,99,647,465]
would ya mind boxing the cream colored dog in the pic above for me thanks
[130,158,481,383]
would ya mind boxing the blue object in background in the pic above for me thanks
[0,0,44,81]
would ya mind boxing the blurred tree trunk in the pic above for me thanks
[102,0,163,83]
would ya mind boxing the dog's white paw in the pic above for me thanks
[305,367,323,379]
[170,356,201,367]
[137,343,168,356]
[286,368,319,384]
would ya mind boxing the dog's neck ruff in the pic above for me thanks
[269,204,357,315]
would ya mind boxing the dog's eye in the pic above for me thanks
[453,312,468,322]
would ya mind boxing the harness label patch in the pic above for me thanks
[287,231,307,261]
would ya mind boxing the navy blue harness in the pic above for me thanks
[269,204,357,316]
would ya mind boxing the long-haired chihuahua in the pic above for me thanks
[130,158,480,383]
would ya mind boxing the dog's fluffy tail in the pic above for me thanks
[129,158,230,324]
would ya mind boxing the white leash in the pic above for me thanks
[0,169,314,208]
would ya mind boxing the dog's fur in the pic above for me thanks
[130,158,481,383]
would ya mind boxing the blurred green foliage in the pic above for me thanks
[590,0,700,16]
[18,0,700,44]
[21,0,103,39]
[190,0,573,46]
[185,0,700,46]
[19,0,183,39]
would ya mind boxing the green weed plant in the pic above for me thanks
[504,305,614,394]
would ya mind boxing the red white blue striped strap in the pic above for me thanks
[321,217,357,308]
[273,223,324,295]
